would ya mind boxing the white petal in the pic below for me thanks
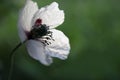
[45,29,70,60]
[26,40,53,66]
[32,2,64,29]
[18,0,38,42]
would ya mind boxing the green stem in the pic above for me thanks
[8,40,27,80]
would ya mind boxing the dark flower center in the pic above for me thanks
[27,24,49,39]
[25,19,54,45]
[26,19,49,39]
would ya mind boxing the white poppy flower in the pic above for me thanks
[18,0,70,66]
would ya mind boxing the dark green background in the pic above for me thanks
[0,0,120,80]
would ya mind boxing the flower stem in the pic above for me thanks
[8,40,27,80]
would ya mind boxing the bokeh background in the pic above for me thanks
[0,0,120,80]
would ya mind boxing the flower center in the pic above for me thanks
[26,19,54,45]
[27,24,49,39]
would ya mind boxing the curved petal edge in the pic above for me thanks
[18,0,38,42]
[32,2,64,29]
[45,29,70,60]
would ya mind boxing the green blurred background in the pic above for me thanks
[0,0,120,80]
